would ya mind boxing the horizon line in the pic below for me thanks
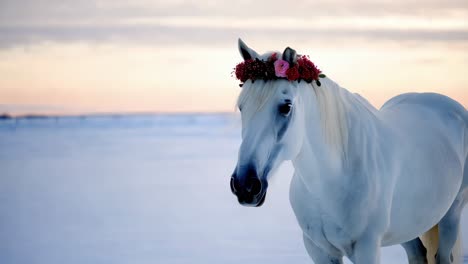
[0,110,238,119]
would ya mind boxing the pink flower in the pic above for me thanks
[274,59,289,78]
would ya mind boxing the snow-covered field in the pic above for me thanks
[0,114,467,264]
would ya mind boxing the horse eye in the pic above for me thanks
[278,103,292,115]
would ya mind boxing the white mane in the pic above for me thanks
[312,78,350,158]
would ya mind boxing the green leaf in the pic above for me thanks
[318,74,326,78]
[316,80,321,86]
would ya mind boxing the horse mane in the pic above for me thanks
[311,78,350,159]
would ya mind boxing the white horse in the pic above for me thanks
[229,39,468,264]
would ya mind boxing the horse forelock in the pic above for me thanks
[236,80,279,121]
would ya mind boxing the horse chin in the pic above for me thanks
[238,191,267,207]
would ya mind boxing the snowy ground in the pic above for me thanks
[0,114,467,264]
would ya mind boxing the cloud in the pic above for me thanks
[1,0,467,22]
[0,0,467,47]
[1,24,467,48]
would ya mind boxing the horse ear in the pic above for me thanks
[238,38,258,61]
[282,47,297,65]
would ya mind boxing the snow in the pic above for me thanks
[0,114,466,264]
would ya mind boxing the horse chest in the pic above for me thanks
[289,173,370,256]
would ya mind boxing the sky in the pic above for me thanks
[0,0,467,115]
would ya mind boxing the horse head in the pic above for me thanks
[230,39,321,207]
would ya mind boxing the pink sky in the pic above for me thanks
[0,0,467,115]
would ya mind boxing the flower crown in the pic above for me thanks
[234,53,326,87]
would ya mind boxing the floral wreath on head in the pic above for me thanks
[233,51,326,87]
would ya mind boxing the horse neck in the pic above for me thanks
[293,79,382,185]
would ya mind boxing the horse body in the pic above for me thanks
[289,84,467,259]
[380,93,467,245]
[230,39,467,263]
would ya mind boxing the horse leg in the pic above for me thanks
[420,225,439,264]
[348,235,380,264]
[302,234,343,264]
[401,238,428,264]
[436,194,465,264]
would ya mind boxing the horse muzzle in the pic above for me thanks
[230,169,268,207]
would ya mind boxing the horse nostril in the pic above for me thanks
[230,177,237,194]
[247,177,262,196]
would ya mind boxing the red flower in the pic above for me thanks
[265,61,276,78]
[235,61,248,82]
[246,59,266,80]
[286,66,300,81]
[299,67,313,81]
[297,55,322,82]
